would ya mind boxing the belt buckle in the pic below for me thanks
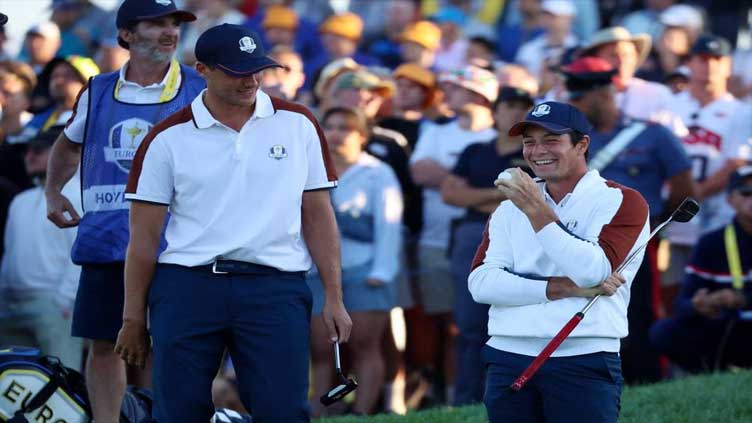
[212,261,228,275]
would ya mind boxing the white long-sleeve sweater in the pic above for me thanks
[468,170,650,357]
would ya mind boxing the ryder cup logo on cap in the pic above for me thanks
[531,104,551,117]
[155,0,171,5]
[239,36,256,53]
[196,24,282,77]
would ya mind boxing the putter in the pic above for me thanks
[320,342,358,405]
[510,198,700,391]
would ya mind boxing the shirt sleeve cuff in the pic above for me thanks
[124,193,170,205]
[63,127,83,144]
[304,180,338,191]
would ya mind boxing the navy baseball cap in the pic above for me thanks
[690,34,732,57]
[0,13,7,27]
[728,165,752,193]
[195,24,282,77]
[116,0,196,39]
[509,101,592,136]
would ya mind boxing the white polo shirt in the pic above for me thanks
[125,89,337,271]
[65,60,183,143]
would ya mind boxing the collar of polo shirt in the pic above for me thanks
[191,88,275,129]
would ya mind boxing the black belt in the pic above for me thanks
[202,259,305,278]
[208,260,280,275]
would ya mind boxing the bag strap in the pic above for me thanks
[724,224,744,290]
[588,122,647,172]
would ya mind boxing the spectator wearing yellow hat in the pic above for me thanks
[261,5,298,48]
[381,64,440,150]
[20,56,99,142]
[305,12,381,92]
[399,20,442,70]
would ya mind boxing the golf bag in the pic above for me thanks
[0,346,90,423]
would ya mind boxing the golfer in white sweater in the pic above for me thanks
[469,101,650,423]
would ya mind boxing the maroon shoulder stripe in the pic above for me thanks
[598,181,650,270]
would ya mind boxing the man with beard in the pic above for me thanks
[44,1,204,422]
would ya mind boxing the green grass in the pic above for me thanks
[316,369,752,423]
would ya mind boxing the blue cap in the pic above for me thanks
[509,101,592,136]
[690,34,731,57]
[116,0,196,30]
[195,24,281,77]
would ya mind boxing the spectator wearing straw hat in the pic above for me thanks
[580,26,682,133]
[304,12,381,92]
[398,20,442,70]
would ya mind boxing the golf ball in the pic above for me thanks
[497,170,513,182]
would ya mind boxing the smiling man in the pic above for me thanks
[469,101,650,423]
[116,24,351,423]
[43,1,205,422]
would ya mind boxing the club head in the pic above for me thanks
[671,198,700,223]
[320,376,358,406]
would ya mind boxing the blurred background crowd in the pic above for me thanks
[0,0,751,418]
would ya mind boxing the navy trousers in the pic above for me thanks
[149,263,312,423]
[482,346,623,423]
[449,219,490,405]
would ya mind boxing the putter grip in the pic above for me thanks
[510,312,584,391]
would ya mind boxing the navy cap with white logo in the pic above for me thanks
[508,101,592,136]
[195,24,282,77]
[690,34,732,57]
[116,0,196,49]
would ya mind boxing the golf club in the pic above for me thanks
[510,198,700,391]
[320,342,358,406]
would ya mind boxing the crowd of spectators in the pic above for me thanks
[0,0,751,418]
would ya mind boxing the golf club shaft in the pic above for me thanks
[334,342,341,371]
[510,217,673,391]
